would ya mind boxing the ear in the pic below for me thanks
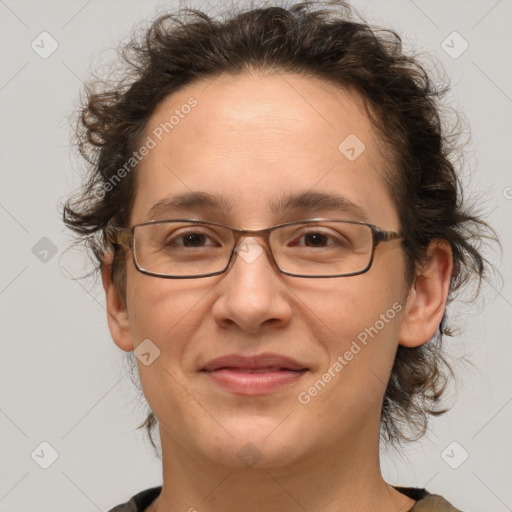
[398,240,453,347]
[101,251,134,352]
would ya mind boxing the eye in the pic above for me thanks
[166,229,221,248]
[288,228,351,249]
[301,232,332,247]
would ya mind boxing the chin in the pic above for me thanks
[199,416,307,470]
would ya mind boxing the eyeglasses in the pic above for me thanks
[111,218,403,279]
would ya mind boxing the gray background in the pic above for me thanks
[0,0,511,510]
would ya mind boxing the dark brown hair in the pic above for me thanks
[62,0,495,450]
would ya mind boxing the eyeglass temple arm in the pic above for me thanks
[110,227,132,247]
[375,229,404,244]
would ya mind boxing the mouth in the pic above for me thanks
[201,353,309,395]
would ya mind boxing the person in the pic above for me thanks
[62,1,495,510]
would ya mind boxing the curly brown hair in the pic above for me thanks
[61,0,495,450]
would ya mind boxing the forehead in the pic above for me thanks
[131,71,398,228]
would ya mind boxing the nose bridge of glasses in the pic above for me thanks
[227,226,279,273]
[230,225,272,249]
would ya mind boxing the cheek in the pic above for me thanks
[126,266,208,345]
[126,273,211,418]
[317,285,404,375]
[297,292,405,437]
[298,255,408,404]
[311,257,406,351]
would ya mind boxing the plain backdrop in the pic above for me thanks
[0,0,511,511]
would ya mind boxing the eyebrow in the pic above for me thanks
[145,190,370,222]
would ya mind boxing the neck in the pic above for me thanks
[149,421,415,512]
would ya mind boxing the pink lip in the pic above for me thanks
[201,353,308,395]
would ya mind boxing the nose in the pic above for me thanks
[210,236,293,334]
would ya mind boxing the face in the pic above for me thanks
[109,71,412,469]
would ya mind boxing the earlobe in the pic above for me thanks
[101,251,134,352]
[398,240,453,348]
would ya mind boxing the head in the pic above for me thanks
[62,1,492,463]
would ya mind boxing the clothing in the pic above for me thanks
[397,487,464,511]
[107,485,464,511]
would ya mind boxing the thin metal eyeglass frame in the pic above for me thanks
[112,218,404,279]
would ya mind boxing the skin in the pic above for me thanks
[101,71,452,512]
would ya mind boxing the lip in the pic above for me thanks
[201,353,308,396]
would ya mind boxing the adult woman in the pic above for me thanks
[63,2,493,510]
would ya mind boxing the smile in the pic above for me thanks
[201,353,309,395]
